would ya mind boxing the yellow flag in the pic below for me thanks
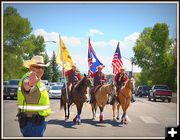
[56,37,73,70]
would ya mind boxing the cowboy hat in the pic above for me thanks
[97,65,105,70]
[120,66,125,70]
[71,63,77,68]
[23,55,50,68]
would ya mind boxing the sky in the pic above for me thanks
[2,2,178,74]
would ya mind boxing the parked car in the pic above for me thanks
[48,85,63,99]
[3,79,20,99]
[135,85,151,97]
[148,84,172,102]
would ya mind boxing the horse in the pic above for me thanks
[90,82,116,122]
[60,74,92,124]
[112,79,133,124]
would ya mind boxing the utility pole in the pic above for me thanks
[122,56,135,78]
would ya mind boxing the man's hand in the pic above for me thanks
[29,72,39,87]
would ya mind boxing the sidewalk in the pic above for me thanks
[172,92,177,103]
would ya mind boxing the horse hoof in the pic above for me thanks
[77,120,81,125]
[124,118,128,124]
[116,117,119,120]
[73,118,76,123]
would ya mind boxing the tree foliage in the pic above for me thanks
[3,6,47,80]
[50,51,61,82]
[133,23,177,91]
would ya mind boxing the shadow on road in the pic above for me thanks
[81,118,121,127]
[47,119,78,129]
[47,118,121,128]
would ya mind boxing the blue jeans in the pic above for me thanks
[20,120,46,137]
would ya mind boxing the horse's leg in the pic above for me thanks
[67,102,72,119]
[116,103,120,120]
[91,103,95,120]
[64,102,68,120]
[121,103,126,124]
[73,104,78,124]
[123,99,131,124]
[112,103,116,121]
[76,103,83,125]
[99,106,104,122]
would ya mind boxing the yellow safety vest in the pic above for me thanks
[17,72,51,117]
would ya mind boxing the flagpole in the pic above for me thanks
[59,34,69,102]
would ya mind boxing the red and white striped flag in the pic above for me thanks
[112,42,123,74]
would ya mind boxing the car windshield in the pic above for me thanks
[9,80,20,85]
[51,85,63,90]
[154,86,169,90]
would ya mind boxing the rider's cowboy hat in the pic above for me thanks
[23,55,50,68]
[97,65,105,70]
[71,63,77,68]
[120,66,125,70]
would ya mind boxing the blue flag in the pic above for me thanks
[88,38,104,75]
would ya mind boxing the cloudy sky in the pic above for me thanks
[3,2,177,74]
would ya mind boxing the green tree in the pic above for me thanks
[3,6,32,80]
[50,51,61,82]
[133,23,176,91]
[42,52,52,81]
[3,6,46,80]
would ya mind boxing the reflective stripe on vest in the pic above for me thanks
[18,104,50,111]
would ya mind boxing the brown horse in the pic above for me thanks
[112,79,133,124]
[60,74,92,124]
[91,82,116,122]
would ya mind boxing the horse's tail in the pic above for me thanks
[60,88,65,110]
[60,97,64,110]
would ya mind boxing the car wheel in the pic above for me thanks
[168,98,171,103]
[148,97,151,101]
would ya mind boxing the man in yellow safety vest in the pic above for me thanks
[17,55,51,137]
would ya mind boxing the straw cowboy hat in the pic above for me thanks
[71,63,77,68]
[120,66,125,70]
[23,55,50,68]
[97,65,105,70]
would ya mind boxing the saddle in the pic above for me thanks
[93,85,103,95]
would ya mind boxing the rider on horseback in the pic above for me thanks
[114,66,128,91]
[65,64,81,102]
[107,66,129,105]
[90,65,106,103]
[114,66,135,103]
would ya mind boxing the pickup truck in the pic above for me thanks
[148,85,172,102]
[3,79,20,99]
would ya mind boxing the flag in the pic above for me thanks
[56,36,73,70]
[112,42,123,74]
[88,38,104,75]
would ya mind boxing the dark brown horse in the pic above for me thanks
[60,74,91,124]
[112,79,133,124]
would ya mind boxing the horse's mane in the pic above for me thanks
[124,79,132,90]
[75,77,86,91]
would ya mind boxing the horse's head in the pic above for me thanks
[83,73,92,87]
[125,79,134,90]
[106,81,116,95]
[75,74,92,94]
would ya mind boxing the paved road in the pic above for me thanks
[2,97,178,139]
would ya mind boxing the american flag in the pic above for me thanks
[112,42,123,74]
